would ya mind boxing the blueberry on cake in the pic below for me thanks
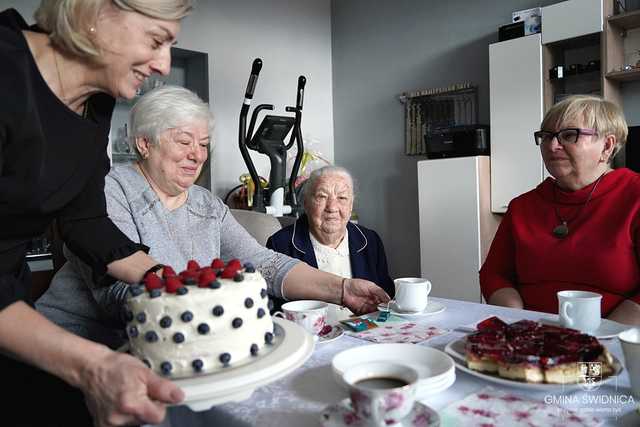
[125,258,274,377]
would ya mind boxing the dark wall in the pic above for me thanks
[331,0,558,278]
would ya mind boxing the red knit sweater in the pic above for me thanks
[480,168,640,316]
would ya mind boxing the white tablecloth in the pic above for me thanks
[155,298,640,427]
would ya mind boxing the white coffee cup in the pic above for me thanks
[274,300,328,337]
[343,362,418,427]
[619,328,640,398]
[393,277,432,313]
[557,290,602,334]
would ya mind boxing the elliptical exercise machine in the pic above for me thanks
[238,58,306,217]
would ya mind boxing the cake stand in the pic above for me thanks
[171,317,315,411]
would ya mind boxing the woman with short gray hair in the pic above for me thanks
[129,85,215,159]
[268,165,395,321]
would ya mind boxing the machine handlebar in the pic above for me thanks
[296,76,306,110]
[244,58,263,99]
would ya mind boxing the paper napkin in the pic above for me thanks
[345,321,449,344]
[441,386,602,427]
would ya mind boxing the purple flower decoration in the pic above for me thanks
[471,408,498,418]
[384,392,405,411]
[342,411,360,425]
[412,412,432,426]
[500,395,522,402]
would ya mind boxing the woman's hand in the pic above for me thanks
[607,299,640,326]
[82,351,184,427]
[342,278,390,314]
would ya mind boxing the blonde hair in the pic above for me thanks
[34,0,193,59]
[541,95,628,161]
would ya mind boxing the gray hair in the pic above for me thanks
[128,85,213,159]
[35,0,193,59]
[302,165,356,207]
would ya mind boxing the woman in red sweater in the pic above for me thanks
[480,95,640,325]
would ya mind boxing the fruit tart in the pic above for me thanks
[464,317,614,384]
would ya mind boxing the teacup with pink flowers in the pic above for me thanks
[274,300,328,338]
[342,362,419,426]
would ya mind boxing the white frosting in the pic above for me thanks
[125,270,273,378]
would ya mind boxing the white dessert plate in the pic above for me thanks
[444,336,623,391]
[332,343,455,399]
[377,301,446,317]
[318,324,345,344]
[538,316,631,340]
[320,398,440,427]
[120,318,314,411]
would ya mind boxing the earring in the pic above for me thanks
[88,26,96,35]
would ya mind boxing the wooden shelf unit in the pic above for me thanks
[606,67,640,81]
[608,8,640,31]
[542,1,631,166]
[604,1,640,92]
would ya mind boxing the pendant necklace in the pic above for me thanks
[53,46,88,117]
[552,171,607,239]
[52,47,66,102]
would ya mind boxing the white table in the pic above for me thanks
[156,298,640,427]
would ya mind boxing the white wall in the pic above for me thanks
[2,0,335,198]
[179,0,334,197]
[330,0,559,279]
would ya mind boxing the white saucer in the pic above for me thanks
[123,318,315,411]
[320,399,440,427]
[318,324,345,344]
[332,343,455,399]
[377,301,446,317]
[539,316,631,339]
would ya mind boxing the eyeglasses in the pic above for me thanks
[533,128,597,146]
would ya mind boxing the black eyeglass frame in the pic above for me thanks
[533,128,598,146]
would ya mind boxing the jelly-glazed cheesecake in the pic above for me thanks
[465,317,614,384]
[124,258,274,378]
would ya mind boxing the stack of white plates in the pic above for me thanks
[331,343,455,400]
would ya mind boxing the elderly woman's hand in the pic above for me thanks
[82,350,184,427]
[342,278,390,315]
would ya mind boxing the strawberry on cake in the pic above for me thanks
[125,258,275,378]
[465,317,614,384]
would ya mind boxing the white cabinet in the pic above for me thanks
[417,156,499,303]
[542,0,603,45]
[489,34,545,213]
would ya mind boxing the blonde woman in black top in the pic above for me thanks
[0,1,193,425]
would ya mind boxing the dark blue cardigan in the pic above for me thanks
[266,215,394,297]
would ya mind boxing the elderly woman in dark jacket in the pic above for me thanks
[267,166,394,320]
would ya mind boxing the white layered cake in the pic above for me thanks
[125,258,274,377]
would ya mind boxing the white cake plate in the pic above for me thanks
[166,317,314,411]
